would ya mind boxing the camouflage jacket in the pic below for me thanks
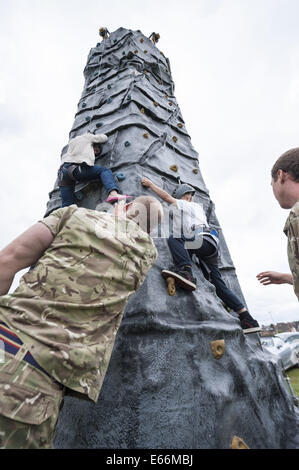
[284,200,299,301]
[0,205,158,402]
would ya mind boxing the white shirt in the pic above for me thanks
[61,133,108,166]
[173,199,208,239]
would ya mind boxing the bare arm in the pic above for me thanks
[0,222,54,295]
[256,271,294,286]
[141,177,176,205]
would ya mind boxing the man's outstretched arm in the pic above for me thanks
[141,177,176,205]
[0,223,54,295]
[256,271,294,286]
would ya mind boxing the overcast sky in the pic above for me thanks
[0,0,298,325]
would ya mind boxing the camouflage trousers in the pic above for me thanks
[0,347,64,449]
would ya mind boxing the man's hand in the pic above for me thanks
[257,271,294,286]
[141,177,153,188]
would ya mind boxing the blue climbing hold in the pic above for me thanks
[85,116,91,122]
[96,122,103,128]
[127,95,131,100]
[107,84,112,89]
[124,141,131,147]
[75,191,83,201]
[116,172,126,181]
[107,97,112,103]
[82,103,87,108]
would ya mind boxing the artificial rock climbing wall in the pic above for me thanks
[49,28,299,449]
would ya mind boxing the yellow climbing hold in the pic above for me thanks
[169,101,173,106]
[143,133,149,139]
[165,94,168,98]
[172,136,178,143]
[170,165,178,172]
[140,38,144,43]
[222,302,231,313]
[134,50,138,54]
[177,123,183,129]
[231,436,249,449]
[144,50,148,54]
[154,101,158,107]
[193,169,198,174]
[167,277,176,296]
[140,108,145,114]
[210,340,225,359]
[158,80,163,85]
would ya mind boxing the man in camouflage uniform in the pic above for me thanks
[0,196,163,449]
[257,148,299,301]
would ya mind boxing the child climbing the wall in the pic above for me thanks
[141,177,260,333]
[58,132,132,207]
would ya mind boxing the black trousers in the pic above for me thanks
[167,236,244,312]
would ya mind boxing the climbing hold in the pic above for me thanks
[107,97,112,103]
[127,95,131,100]
[158,80,163,85]
[193,169,198,174]
[172,136,178,143]
[113,39,117,43]
[210,340,225,359]
[99,27,109,39]
[75,191,83,201]
[165,94,169,98]
[150,32,160,44]
[85,116,91,122]
[169,101,173,106]
[177,123,183,129]
[144,70,148,74]
[96,122,103,128]
[82,103,87,108]
[127,51,134,60]
[116,172,126,181]
[231,436,249,449]
[122,51,126,56]
[94,72,98,76]
[124,141,131,147]
[140,108,145,114]
[143,133,149,139]
[144,50,148,54]
[134,50,138,54]
[107,84,112,89]
[140,38,144,43]
[222,302,231,313]
[153,101,158,107]
[170,165,178,172]
[167,277,176,296]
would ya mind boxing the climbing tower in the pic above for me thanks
[48,28,299,449]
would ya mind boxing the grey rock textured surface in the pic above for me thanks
[49,28,299,448]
